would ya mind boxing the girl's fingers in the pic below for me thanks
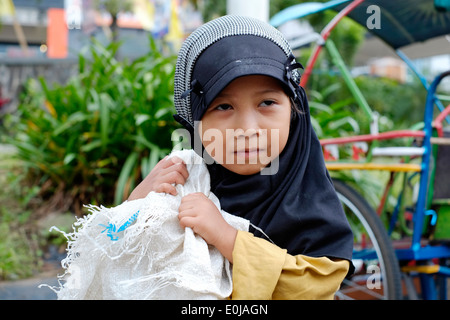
[160,156,185,169]
[128,156,189,199]
[178,200,195,214]
[155,182,178,196]
[162,170,187,186]
[154,171,186,195]
[160,158,189,181]
[178,216,196,230]
[179,193,204,208]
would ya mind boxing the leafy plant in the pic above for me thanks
[4,37,179,215]
[308,82,360,138]
[0,219,39,280]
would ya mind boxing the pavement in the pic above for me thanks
[0,247,63,300]
[0,269,60,300]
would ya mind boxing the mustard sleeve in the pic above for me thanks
[231,230,350,300]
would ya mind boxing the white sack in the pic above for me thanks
[45,149,249,300]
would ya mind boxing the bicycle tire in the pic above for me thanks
[332,179,403,300]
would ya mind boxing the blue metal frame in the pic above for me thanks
[269,0,351,27]
[395,71,450,300]
[414,71,450,249]
[396,49,450,123]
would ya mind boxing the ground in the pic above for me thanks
[0,261,60,300]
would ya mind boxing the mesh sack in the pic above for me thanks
[43,150,249,299]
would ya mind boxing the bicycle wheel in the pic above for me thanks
[332,179,403,300]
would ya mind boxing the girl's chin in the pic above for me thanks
[220,162,270,175]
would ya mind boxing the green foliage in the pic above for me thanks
[4,37,178,214]
[308,72,427,134]
[0,218,39,280]
[0,159,41,280]
[308,82,360,138]
[355,76,427,128]
[199,0,226,21]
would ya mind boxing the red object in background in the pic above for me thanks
[432,104,450,137]
[0,87,10,110]
[0,98,10,110]
[47,8,68,59]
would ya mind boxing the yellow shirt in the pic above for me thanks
[231,230,350,300]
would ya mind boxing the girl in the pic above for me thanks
[129,15,354,299]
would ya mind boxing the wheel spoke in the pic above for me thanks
[332,179,402,300]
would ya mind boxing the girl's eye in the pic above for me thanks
[214,104,233,111]
[260,100,275,107]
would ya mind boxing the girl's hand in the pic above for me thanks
[178,192,237,263]
[128,156,189,200]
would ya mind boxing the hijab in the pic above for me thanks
[173,15,353,262]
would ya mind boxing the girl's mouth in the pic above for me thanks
[234,149,264,160]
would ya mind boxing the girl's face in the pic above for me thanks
[199,75,292,175]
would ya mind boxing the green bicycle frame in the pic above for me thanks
[324,39,374,124]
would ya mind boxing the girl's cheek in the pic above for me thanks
[200,126,227,164]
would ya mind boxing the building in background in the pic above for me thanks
[0,0,202,61]
[0,0,61,59]
[368,57,407,83]
[1,0,448,96]
[0,0,203,115]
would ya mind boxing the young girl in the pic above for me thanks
[128,15,354,299]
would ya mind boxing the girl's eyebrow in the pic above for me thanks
[215,92,232,99]
[217,88,282,98]
[256,88,283,95]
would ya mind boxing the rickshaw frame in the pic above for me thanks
[270,0,450,299]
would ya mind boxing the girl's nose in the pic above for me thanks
[234,109,260,134]
[233,127,261,140]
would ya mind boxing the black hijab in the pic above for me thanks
[207,90,353,261]
[173,17,353,263]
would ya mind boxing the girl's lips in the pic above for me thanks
[234,149,265,159]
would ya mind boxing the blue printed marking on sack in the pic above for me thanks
[99,210,140,241]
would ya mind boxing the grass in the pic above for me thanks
[0,146,41,280]
[0,145,73,280]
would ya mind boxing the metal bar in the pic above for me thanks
[270,0,352,27]
[396,49,449,124]
[438,275,447,300]
[300,0,365,87]
[431,137,450,145]
[377,172,395,215]
[325,39,373,121]
[432,104,450,137]
[371,147,424,157]
[320,130,425,146]
[301,40,324,87]
[401,265,440,274]
[320,0,365,39]
[396,245,450,261]
[412,71,450,248]
[438,266,450,277]
[420,273,437,300]
[326,163,421,172]
[396,49,428,89]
